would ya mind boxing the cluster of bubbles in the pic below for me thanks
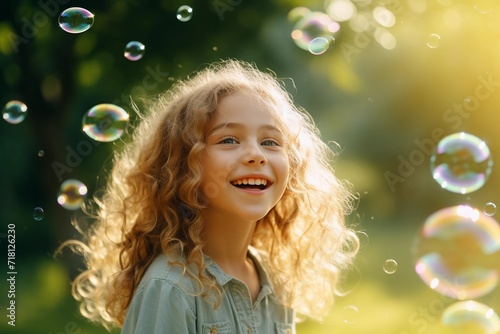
[57,5,193,35]
[288,8,339,56]
[287,0,400,56]
[413,131,500,331]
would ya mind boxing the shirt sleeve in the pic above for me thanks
[121,278,196,334]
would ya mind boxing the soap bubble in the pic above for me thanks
[2,100,27,124]
[427,33,441,48]
[383,259,398,274]
[82,104,129,142]
[57,179,88,210]
[291,12,340,51]
[33,207,44,221]
[124,41,145,61]
[58,7,94,34]
[483,202,497,217]
[414,205,500,300]
[342,305,359,324]
[430,132,493,194]
[176,5,193,22]
[308,37,332,55]
[441,300,500,334]
[37,150,45,157]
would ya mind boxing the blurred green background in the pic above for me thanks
[1,0,500,333]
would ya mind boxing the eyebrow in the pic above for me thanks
[207,122,283,137]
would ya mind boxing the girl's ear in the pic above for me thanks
[178,203,196,221]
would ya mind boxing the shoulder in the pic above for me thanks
[133,253,197,311]
[122,254,199,333]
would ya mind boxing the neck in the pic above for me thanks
[201,213,257,273]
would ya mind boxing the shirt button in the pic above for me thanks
[210,326,217,334]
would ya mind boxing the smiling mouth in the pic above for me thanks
[230,178,270,190]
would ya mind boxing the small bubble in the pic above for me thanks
[383,259,398,274]
[212,46,218,51]
[82,104,129,142]
[308,37,331,55]
[426,33,441,48]
[2,100,27,124]
[33,207,44,221]
[124,41,145,61]
[176,5,193,22]
[483,202,497,216]
[37,150,45,157]
[343,305,359,324]
[57,179,88,210]
[58,7,94,34]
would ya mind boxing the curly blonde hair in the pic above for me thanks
[60,59,359,330]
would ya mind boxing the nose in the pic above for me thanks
[242,143,267,165]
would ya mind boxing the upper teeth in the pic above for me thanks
[231,178,268,186]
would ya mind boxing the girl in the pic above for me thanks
[62,59,359,333]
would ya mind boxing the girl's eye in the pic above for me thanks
[261,139,280,146]
[219,137,238,144]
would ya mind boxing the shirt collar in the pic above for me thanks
[204,246,275,296]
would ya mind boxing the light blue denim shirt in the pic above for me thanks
[121,248,295,334]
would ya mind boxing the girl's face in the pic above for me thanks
[200,92,290,224]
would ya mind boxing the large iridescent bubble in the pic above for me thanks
[430,132,493,194]
[58,7,94,34]
[440,301,500,334]
[291,11,339,54]
[82,104,129,142]
[414,205,500,300]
